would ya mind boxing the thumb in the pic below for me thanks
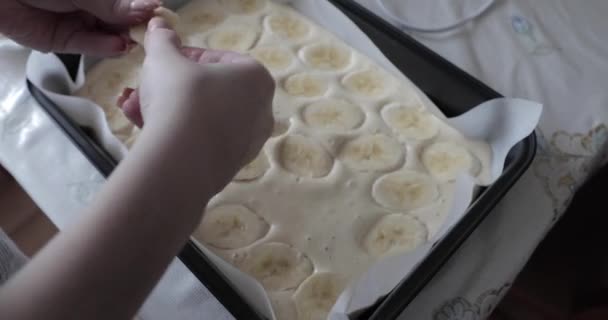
[144,17,184,60]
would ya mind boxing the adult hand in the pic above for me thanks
[0,0,160,56]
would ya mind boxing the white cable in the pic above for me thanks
[376,0,496,33]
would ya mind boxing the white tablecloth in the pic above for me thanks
[1,0,608,319]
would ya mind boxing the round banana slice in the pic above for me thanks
[195,204,269,249]
[123,127,141,149]
[382,105,439,141]
[239,242,313,291]
[123,132,138,149]
[301,99,364,132]
[293,272,346,320]
[364,213,428,256]
[180,9,226,33]
[107,112,134,136]
[235,151,270,181]
[283,73,329,98]
[278,135,333,178]
[342,69,390,98]
[251,46,294,72]
[421,142,473,181]
[301,43,352,71]
[88,70,130,102]
[269,291,298,320]
[372,170,439,210]
[338,134,404,172]
[90,62,141,105]
[207,26,258,52]
[220,0,267,14]
[267,12,311,42]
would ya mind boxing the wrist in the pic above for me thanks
[134,107,235,197]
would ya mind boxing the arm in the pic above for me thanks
[0,18,274,320]
[0,112,217,319]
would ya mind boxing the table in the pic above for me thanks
[1,0,608,318]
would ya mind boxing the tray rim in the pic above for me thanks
[25,0,537,319]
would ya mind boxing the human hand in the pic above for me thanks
[0,0,160,56]
[118,17,275,190]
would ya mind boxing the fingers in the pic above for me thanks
[72,0,160,25]
[180,46,256,64]
[3,8,131,56]
[61,30,132,57]
[180,47,206,62]
[143,17,183,60]
[117,88,144,128]
[53,13,132,56]
[116,88,134,108]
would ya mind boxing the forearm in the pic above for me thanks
[0,117,220,319]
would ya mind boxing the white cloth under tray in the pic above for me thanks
[1,0,608,319]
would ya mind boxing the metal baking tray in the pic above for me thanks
[27,0,536,318]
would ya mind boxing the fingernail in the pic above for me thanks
[117,88,134,108]
[148,17,169,31]
[130,0,160,11]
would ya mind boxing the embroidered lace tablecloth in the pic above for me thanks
[1,0,607,319]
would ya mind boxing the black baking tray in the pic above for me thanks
[27,0,536,319]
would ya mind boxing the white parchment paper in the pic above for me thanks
[25,0,542,318]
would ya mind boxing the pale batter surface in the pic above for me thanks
[75,1,492,319]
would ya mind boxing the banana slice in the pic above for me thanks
[124,128,141,149]
[207,26,258,52]
[421,142,473,181]
[239,242,313,291]
[278,135,333,178]
[302,43,352,71]
[107,111,135,136]
[293,272,346,320]
[123,134,137,149]
[372,170,439,210]
[180,9,226,33]
[194,204,269,250]
[382,105,439,141]
[364,213,428,256]
[283,73,329,98]
[220,0,267,14]
[129,7,181,45]
[338,134,404,172]
[342,69,390,97]
[251,46,294,72]
[234,151,270,181]
[270,291,298,320]
[88,70,131,103]
[86,53,143,104]
[301,99,364,132]
[267,12,311,42]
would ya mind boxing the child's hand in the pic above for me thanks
[118,17,275,190]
